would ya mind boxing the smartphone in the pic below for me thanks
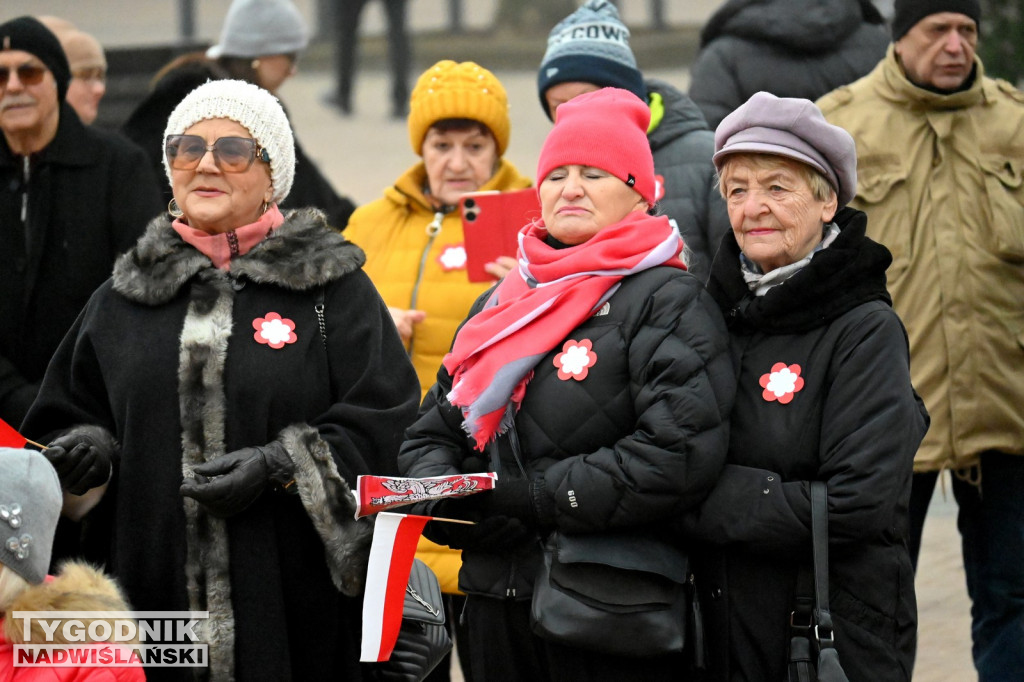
[459,188,540,282]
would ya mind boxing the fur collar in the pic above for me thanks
[113,207,365,305]
[3,562,133,645]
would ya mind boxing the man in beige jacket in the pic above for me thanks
[817,1,1024,678]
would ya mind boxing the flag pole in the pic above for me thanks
[429,516,475,525]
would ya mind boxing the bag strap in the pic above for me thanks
[810,481,833,646]
[809,482,850,682]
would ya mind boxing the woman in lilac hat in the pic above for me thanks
[676,91,928,681]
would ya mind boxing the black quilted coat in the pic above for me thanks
[398,265,735,599]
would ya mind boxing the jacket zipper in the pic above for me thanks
[505,422,530,598]
[408,211,444,357]
[21,156,29,223]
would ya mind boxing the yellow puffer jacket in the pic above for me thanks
[818,48,1024,472]
[346,159,532,594]
[345,159,532,399]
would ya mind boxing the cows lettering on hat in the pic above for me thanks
[537,0,646,120]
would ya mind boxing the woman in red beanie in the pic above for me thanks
[397,88,735,681]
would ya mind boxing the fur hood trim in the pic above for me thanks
[281,424,374,596]
[4,562,134,645]
[113,207,366,305]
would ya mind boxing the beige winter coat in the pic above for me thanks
[818,46,1024,472]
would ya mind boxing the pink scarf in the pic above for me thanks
[443,211,686,450]
[172,204,285,270]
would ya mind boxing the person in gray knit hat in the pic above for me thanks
[23,76,420,679]
[677,89,926,681]
[535,0,732,283]
[0,448,61,586]
[0,447,144,680]
[206,0,308,62]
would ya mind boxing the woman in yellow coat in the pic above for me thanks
[345,60,532,681]
[346,60,532,395]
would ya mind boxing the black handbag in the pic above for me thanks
[788,482,850,682]
[529,529,696,658]
[372,558,453,682]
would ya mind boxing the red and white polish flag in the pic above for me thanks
[360,512,432,663]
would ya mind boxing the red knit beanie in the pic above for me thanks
[536,87,655,204]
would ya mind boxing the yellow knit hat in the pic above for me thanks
[407,60,511,157]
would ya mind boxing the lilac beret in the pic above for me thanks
[713,91,857,206]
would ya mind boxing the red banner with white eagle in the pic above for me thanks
[354,472,498,518]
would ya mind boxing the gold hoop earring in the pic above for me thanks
[168,198,184,218]
[261,200,270,214]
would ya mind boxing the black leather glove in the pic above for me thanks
[179,441,295,518]
[478,479,535,520]
[431,515,533,552]
[45,427,116,495]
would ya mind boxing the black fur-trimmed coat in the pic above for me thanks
[23,208,421,681]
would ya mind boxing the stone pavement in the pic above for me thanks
[279,67,977,681]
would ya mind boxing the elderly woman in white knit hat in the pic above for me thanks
[0,448,143,680]
[121,0,357,232]
[23,79,420,681]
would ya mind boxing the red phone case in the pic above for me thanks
[459,188,539,282]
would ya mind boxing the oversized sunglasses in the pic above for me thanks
[164,135,270,173]
[0,64,47,88]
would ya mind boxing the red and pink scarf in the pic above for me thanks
[443,211,687,450]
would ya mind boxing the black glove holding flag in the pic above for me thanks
[180,441,295,518]
[425,476,554,550]
[437,515,534,551]
[45,426,116,496]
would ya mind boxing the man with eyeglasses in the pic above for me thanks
[37,16,108,125]
[0,16,162,432]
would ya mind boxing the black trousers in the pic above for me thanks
[332,0,411,115]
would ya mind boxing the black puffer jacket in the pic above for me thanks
[681,207,928,682]
[647,79,731,282]
[688,0,888,128]
[399,266,734,599]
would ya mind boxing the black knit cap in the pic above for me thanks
[0,16,71,102]
[892,0,981,41]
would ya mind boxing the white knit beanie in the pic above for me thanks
[163,79,295,203]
